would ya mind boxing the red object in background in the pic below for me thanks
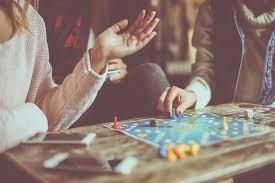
[55,16,63,31]
[76,16,82,27]
[64,16,83,48]
[39,0,91,84]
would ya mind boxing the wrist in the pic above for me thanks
[89,47,107,74]
[186,89,198,109]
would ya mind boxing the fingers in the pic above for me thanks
[109,19,129,33]
[136,18,159,41]
[158,87,197,116]
[128,10,146,34]
[134,11,157,37]
[139,11,157,32]
[137,31,157,49]
[142,18,159,37]
[176,90,197,116]
[107,59,127,83]
[107,58,124,65]
[108,61,127,71]
[157,87,171,114]
[164,86,180,115]
[176,103,189,116]
[109,70,128,83]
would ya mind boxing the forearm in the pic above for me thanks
[0,103,48,153]
[33,16,107,132]
[37,52,107,131]
[89,46,107,74]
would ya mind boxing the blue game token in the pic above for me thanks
[160,146,167,158]
[170,108,178,120]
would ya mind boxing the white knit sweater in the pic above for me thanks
[0,1,107,152]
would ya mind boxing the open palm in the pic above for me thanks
[95,10,159,59]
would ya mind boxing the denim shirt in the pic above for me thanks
[234,11,275,105]
[261,31,275,105]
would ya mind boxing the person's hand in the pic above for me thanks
[107,59,128,84]
[89,10,159,73]
[96,10,159,59]
[157,86,197,116]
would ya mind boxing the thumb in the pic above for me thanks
[109,19,129,33]
[176,100,195,116]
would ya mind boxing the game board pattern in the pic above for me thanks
[104,112,274,147]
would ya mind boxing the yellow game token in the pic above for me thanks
[190,144,200,156]
[183,144,191,154]
[167,146,177,161]
[222,117,228,130]
[174,144,187,159]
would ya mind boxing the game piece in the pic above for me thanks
[114,156,138,175]
[190,144,200,156]
[112,116,120,129]
[43,153,69,168]
[179,144,191,153]
[160,145,168,158]
[173,145,181,158]
[170,108,178,120]
[222,117,228,130]
[150,120,157,127]
[173,144,186,159]
[244,109,254,120]
[167,146,177,161]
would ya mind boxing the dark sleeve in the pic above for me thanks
[191,0,215,91]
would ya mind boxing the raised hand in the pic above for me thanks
[89,10,159,74]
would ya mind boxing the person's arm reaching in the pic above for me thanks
[157,0,215,115]
[0,103,48,153]
[190,0,215,93]
[185,0,215,109]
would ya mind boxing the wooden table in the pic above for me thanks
[2,103,275,183]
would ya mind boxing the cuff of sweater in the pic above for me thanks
[84,51,108,79]
[186,77,212,109]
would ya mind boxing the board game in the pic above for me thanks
[104,112,274,147]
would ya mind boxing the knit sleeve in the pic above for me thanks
[34,14,107,131]
[0,103,48,153]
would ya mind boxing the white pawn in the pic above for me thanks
[244,109,254,120]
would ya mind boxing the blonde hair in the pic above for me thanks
[0,0,31,35]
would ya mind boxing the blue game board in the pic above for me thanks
[104,112,274,147]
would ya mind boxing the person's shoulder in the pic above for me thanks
[196,0,214,25]
[18,0,46,34]
[27,5,46,33]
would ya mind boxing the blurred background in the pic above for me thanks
[35,0,206,87]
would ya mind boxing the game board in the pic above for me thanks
[104,112,274,147]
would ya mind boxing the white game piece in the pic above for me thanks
[81,133,96,145]
[244,109,254,120]
[114,156,138,175]
[43,153,69,168]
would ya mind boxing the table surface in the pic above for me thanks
[2,103,275,183]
